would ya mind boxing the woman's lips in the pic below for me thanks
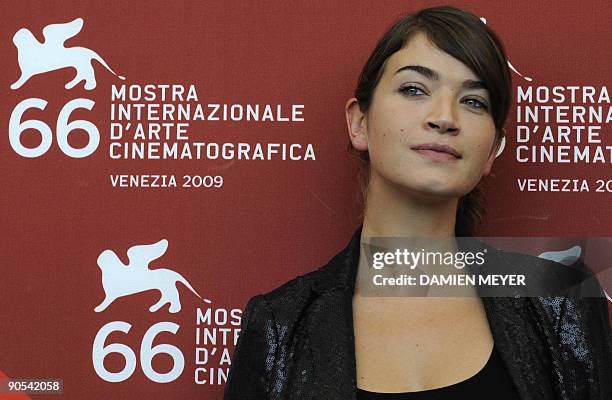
[411,143,461,161]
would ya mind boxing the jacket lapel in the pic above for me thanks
[477,243,559,400]
[307,290,357,399]
[307,228,361,399]
[482,296,557,400]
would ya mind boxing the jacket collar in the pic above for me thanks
[307,226,558,400]
[311,225,362,295]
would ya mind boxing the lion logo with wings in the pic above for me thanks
[11,17,124,90]
[95,239,211,314]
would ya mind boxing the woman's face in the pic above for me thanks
[348,32,499,200]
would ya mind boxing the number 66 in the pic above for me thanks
[9,98,99,158]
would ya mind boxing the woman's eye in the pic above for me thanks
[463,98,488,110]
[399,86,425,96]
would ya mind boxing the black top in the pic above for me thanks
[356,344,521,399]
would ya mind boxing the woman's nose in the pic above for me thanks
[425,98,459,135]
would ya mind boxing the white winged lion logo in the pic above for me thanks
[95,239,211,313]
[11,17,125,90]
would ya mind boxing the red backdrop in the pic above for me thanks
[1,0,610,398]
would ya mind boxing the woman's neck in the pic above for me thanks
[356,175,463,296]
[361,174,459,238]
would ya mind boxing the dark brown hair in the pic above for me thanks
[349,5,511,236]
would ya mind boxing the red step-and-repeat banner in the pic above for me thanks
[1,0,610,398]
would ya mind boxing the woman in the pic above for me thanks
[224,6,612,399]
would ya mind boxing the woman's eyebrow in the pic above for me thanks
[462,79,488,91]
[395,64,488,91]
[395,65,439,80]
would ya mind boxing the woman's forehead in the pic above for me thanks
[384,33,481,84]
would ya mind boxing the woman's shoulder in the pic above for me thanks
[247,267,323,315]
[499,248,611,353]
[244,229,361,321]
[240,268,331,328]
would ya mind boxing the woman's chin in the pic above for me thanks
[400,178,470,198]
[394,182,466,203]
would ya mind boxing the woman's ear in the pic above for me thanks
[483,130,505,176]
[483,150,496,176]
[345,98,368,151]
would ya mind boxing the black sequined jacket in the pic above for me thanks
[224,227,612,399]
